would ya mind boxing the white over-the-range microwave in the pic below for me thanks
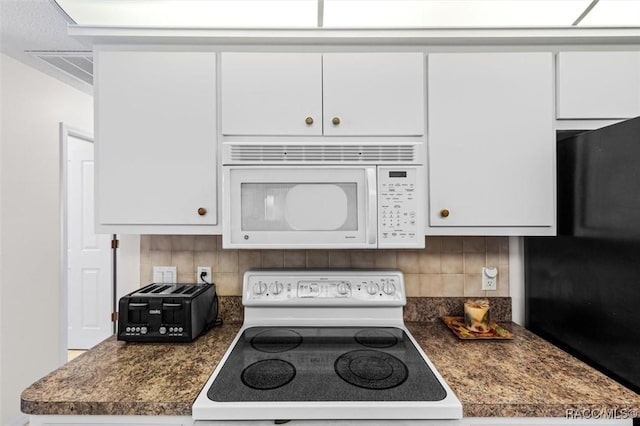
[221,142,425,249]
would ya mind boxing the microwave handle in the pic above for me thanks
[366,168,377,245]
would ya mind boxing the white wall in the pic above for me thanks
[0,53,93,425]
[0,49,4,424]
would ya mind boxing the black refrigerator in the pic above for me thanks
[525,117,640,396]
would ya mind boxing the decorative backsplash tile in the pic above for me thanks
[217,296,512,324]
[140,236,510,297]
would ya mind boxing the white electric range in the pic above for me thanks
[192,269,462,425]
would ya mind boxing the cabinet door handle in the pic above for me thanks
[332,117,341,125]
[198,207,207,216]
[305,117,314,125]
[440,209,450,218]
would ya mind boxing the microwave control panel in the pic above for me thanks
[377,166,422,248]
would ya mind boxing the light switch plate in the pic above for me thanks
[153,266,177,284]
[482,266,498,291]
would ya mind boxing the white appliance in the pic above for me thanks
[221,143,424,249]
[192,269,463,425]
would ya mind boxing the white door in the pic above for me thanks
[427,52,555,228]
[322,53,425,136]
[67,135,112,349]
[96,50,217,227]
[221,52,323,135]
[557,51,640,119]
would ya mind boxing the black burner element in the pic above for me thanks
[241,359,296,390]
[251,329,303,353]
[208,327,449,402]
[334,350,408,390]
[354,329,398,348]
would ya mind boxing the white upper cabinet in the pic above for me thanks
[322,53,425,136]
[221,53,323,136]
[96,49,217,230]
[221,52,424,136]
[557,51,640,119]
[427,52,555,234]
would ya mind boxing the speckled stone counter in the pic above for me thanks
[21,323,241,416]
[407,321,640,418]
[21,303,640,418]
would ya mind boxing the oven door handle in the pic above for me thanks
[365,167,377,246]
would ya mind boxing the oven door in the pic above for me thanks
[223,166,376,248]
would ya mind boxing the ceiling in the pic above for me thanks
[0,0,92,93]
[53,0,640,27]
[1,0,640,94]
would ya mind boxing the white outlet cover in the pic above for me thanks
[153,266,177,284]
[197,266,212,284]
[482,266,497,291]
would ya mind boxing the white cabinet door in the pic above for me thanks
[323,53,425,136]
[428,52,555,230]
[220,52,424,136]
[221,52,322,136]
[557,51,640,119]
[96,50,217,227]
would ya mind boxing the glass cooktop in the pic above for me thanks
[207,326,447,402]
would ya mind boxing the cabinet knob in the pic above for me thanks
[332,117,341,125]
[197,207,207,216]
[440,209,450,218]
[305,116,314,125]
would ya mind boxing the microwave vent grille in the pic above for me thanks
[229,145,416,163]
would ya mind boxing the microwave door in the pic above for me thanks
[241,182,357,232]
[224,167,376,248]
[284,184,351,231]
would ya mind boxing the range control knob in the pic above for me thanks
[337,282,350,295]
[159,326,167,335]
[270,281,284,295]
[382,282,396,295]
[253,281,268,295]
[366,281,380,295]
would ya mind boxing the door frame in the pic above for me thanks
[58,123,113,364]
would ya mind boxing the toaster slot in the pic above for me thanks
[162,301,183,325]
[139,285,158,294]
[128,301,149,324]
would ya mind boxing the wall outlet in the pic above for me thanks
[197,266,212,284]
[153,266,177,284]
[482,266,498,291]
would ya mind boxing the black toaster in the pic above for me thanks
[117,282,217,342]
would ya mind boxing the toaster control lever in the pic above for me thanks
[129,302,149,310]
[162,303,183,310]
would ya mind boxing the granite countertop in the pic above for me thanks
[21,323,241,416]
[22,320,640,418]
[407,322,640,418]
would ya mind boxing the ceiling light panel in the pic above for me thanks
[579,0,640,26]
[324,0,591,27]
[56,0,317,27]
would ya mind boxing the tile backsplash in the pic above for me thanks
[140,236,509,297]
